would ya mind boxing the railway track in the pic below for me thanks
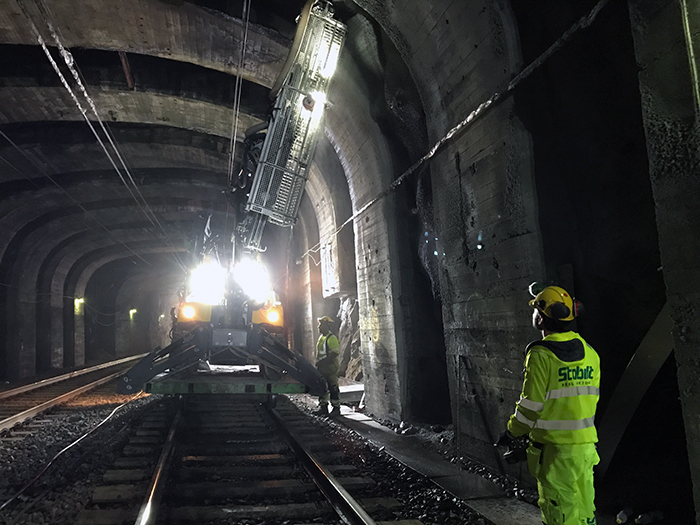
[75,394,420,525]
[0,357,141,432]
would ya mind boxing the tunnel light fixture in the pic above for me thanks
[129,309,137,320]
[74,297,84,314]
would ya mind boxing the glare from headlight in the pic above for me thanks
[182,305,196,319]
[233,259,271,303]
[267,310,280,323]
[187,261,227,305]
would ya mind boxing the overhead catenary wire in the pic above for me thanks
[16,0,188,274]
[227,0,252,184]
[224,0,252,267]
[0,135,154,267]
[34,0,175,237]
[299,0,613,262]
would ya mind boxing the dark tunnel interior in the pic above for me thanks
[1,0,699,521]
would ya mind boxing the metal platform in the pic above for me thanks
[144,365,309,395]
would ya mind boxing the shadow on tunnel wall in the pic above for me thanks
[334,1,453,424]
[512,0,693,518]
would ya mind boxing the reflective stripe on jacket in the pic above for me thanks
[316,333,340,360]
[508,331,600,444]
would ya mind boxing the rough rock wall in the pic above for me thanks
[337,295,362,381]
[364,0,543,465]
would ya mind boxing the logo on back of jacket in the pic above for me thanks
[557,365,595,386]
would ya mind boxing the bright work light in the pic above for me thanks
[187,261,227,305]
[242,2,346,250]
[233,258,271,304]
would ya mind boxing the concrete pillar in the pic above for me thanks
[628,0,700,518]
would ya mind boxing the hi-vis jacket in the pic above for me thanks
[507,331,600,444]
[316,333,340,361]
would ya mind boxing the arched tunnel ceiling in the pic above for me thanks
[0,0,432,395]
[0,0,382,303]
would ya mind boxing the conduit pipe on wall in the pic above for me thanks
[679,0,700,113]
[297,0,614,263]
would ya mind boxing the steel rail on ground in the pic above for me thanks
[268,406,378,525]
[133,408,182,525]
[0,356,143,432]
[0,355,144,400]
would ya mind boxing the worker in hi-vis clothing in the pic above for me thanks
[313,316,341,417]
[496,284,600,525]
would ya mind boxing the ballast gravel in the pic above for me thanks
[0,389,534,525]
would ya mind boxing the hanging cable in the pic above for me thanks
[18,0,188,273]
[299,0,613,262]
[0,393,146,513]
[224,0,252,267]
[0,135,154,267]
[227,0,252,185]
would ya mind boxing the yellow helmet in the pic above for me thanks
[317,316,334,324]
[529,285,576,321]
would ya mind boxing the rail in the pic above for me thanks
[134,408,182,525]
[0,357,142,432]
[268,405,377,525]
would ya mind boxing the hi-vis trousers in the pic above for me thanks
[527,442,599,525]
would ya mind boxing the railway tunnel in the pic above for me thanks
[1,0,699,522]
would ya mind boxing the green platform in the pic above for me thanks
[144,366,309,395]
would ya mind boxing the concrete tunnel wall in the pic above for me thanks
[1,0,700,520]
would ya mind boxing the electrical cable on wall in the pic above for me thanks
[299,0,612,262]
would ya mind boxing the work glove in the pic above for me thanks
[494,430,515,448]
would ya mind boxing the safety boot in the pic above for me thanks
[313,404,329,416]
[329,406,341,417]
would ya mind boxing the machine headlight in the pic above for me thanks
[233,259,271,304]
[187,261,227,305]
[252,304,284,327]
[182,305,196,319]
[179,302,212,322]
